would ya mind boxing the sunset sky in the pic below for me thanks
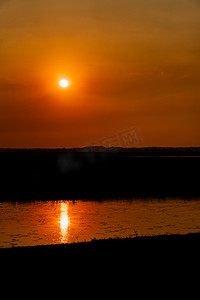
[0,0,200,147]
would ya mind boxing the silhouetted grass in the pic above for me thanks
[1,233,199,275]
[1,232,199,255]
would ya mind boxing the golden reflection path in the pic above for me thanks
[60,202,69,243]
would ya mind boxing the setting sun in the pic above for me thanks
[59,79,69,88]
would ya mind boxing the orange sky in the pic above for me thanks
[0,0,200,147]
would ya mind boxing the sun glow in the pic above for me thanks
[60,215,69,229]
[59,78,69,88]
[60,202,69,243]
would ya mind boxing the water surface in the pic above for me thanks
[1,198,200,248]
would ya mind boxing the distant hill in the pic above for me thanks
[0,146,200,156]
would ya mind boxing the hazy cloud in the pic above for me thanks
[0,0,199,147]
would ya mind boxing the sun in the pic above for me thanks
[59,78,69,88]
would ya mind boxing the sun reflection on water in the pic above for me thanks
[60,202,69,243]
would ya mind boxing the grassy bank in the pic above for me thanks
[1,233,199,276]
[1,232,199,256]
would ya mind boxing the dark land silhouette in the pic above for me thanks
[0,147,200,201]
[1,232,199,255]
[1,233,200,271]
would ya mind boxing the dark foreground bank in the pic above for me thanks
[1,235,198,292]
[1,233,200,281]
[1,233,199,257]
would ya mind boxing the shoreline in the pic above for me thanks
[1,232,200,254]
[2,233,200,272]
